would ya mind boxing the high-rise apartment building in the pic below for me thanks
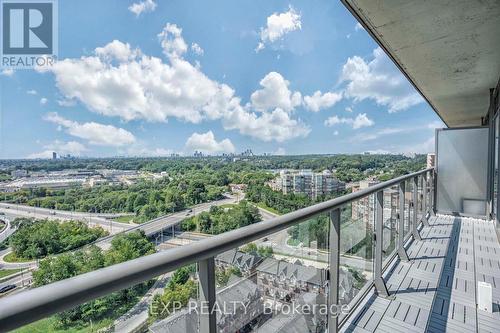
[272,169,345,198]
[426,153,436,169]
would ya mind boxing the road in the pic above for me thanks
[113,273,171,332]
[0,196,238,288]
[0,269,33,298]
[0,218,15,244]
[92,196,237,250]
[0,202,132,218]
[0,203,132,234]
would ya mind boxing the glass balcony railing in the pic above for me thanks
[0,168,434,333]
[404,179,413,239]
[339,197,374,321]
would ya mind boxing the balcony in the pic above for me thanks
[1,1,499,333]
[0,163,498,333]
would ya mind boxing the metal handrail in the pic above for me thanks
[0,168,433,332]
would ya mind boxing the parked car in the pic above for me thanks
[0,285,16,294]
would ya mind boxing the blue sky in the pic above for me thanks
[0,0,443,158]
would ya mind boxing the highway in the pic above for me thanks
[0,196,237,269]
[0,203,132,234]
[93,196,237,249]
[0,218,15,244]
[0,202,133,218]
[0,268,33,298]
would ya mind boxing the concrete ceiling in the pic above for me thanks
[342,0,500,127]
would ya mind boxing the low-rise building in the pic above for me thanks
[216,249,263,277]
[10,169,27,179]
[255,258,327,303]
[149,278,263,333]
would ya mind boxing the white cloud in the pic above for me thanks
[185,131,235,154]
[341,47,423,112]
[352,114,375,129]
[128,0,157,16]
[222,107,310,142]
[44,112,136,147]
[250,72,302,112]
[57,98,77,107]
[274,147,286,155]
[122,144,175,157]
[399,137,435,155]
[158,23,188,59]
[365,149,392,155]
[257,6,302,52]
[28,140,88,159]
[324,116,343,126]
[191,43,204,56]
[303,90,342,112]
[43,39,219,123]
[427,120,445,129]
[41,25,309,143]
[40,97,48,105]
[95,40,140,62]
[324,113,374,129]
[1,69,14,76]
[27,90,38,95]
[351,122,440,143]
[333,131,339,136]
[345,106,353,112]
[354,22,364,31]
[351,127,406,142]
[411,137,435,154]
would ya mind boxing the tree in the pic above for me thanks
[106,231,155,265]
[32,231,154,328]
[9,219,107,260]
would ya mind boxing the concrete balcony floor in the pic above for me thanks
[342,215,500,333]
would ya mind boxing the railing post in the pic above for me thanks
[412,177,422,241]
[199,257,217,333]
[328,208,341,333]
[374,190,390,297]
[397,182,410,262]
[422,173,430,227]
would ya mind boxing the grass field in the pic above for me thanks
[0,268,21,279]
[254,202,281,215]
[14,317,113,333]
[111,215,136,223]
[3,252,33,263]
[219,203,236,209]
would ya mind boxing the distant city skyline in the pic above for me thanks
[0,0,444,159]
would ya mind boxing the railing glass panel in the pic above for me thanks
[339,196,374,320]
[15,262,186,333]
[212,216,330,332]
[417,176,424,224]
[382,187,398,267]
[404,180,413,238]
[146,264,200,333]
